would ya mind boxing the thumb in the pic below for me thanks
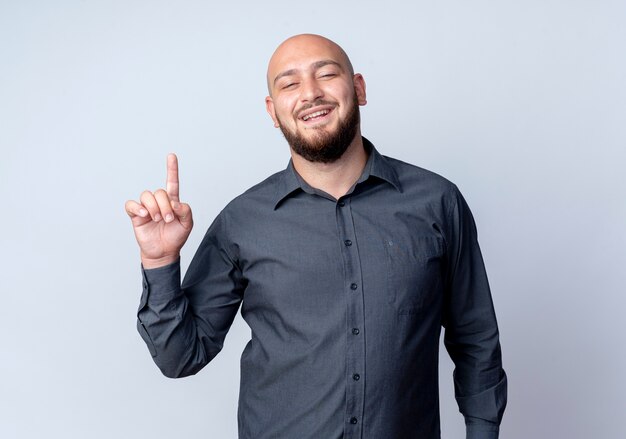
[173,201,193,229]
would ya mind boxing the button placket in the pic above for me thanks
[336,197,365,438]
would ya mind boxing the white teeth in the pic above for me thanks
[302,109,329,121]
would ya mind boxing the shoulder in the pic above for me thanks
[381,152,458,198]
[217,166,287,222]
[202,167,287,248]
[236,168,286,200]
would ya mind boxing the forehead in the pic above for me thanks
[268,37,348,83]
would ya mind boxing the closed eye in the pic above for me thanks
[282,82,298,90]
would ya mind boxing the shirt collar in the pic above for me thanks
[273,136,401,210]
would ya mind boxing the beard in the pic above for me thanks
[277,93,360,164]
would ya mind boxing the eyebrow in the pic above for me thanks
[273,60,343,86]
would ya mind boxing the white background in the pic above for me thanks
[1,1,624,438]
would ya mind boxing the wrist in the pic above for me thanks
[141,253,180,269]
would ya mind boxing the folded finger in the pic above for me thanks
[124,200,149,218]
[140,190,162,222]
[173,201,193,229]
[154,189,174,223]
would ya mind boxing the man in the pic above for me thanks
[126,34,507,439]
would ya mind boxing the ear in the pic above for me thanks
[265,96,280,128]
[353,74,367,106]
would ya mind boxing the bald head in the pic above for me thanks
[266,34,354,96]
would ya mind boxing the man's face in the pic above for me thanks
[265,35,367,163]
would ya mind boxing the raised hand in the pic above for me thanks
[125,154,193,268]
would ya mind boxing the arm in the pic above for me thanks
[126,154,244,377]
[442,185,507,439]
[136,212,245,378]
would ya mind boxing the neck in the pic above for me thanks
[290,133,368,200]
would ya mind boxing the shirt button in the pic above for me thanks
[352,328,360,335]
[350,417,358,424]
[344,239,352,246]
[338,201,345,207]
[353,373,360,381]
[350,283,358,290]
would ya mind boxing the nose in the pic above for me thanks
[300,77,324,103]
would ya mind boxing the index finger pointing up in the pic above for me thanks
[166,153,180,202]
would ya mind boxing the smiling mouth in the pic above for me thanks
[302,109,330,121]
[299,107,334,125]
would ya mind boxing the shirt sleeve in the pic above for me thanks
[442,185,507,438]
[136,210,246,378]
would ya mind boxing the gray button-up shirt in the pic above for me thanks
[137,138,507,439]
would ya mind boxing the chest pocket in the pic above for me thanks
[384,235,445,315]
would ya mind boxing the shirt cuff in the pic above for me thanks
[141,258,181,303]
[466,423,499,439]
